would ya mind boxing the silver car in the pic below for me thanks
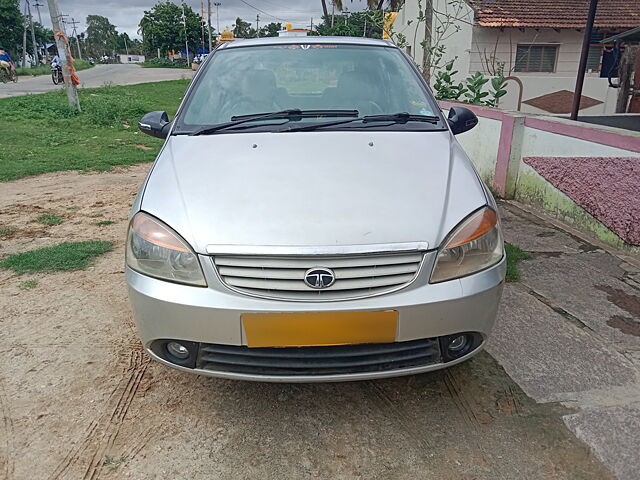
[127,36,505,382]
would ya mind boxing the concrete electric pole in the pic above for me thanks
[68,17,82,60]
[33,2,46,61]
[21,1,28,67]
[182,3,190,62]
[27,0,39,66]
[47,0,80,111]
[256,14,260,37]
[207,0,213,52]
[214,2,221,34]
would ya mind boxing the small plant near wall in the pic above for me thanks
[433,58,507,107]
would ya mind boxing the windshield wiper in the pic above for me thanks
[285,112,440,132]
[189,109,359,136]
[362,112,440,123]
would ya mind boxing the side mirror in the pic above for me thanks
[138,111,172,139]
[447,106,478,135]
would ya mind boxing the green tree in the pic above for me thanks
[139,2,203,57]
[85,15,118,57]
[259,22,282,37]
[116,32,143,55]
[232,17,255,38]
[315,10,383,38]
[0,0,22,58]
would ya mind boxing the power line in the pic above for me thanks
[236,0,287,22]
[258,0,318,15]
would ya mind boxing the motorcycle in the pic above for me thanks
[51,65,63,85]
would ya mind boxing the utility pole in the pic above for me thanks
[33,1,47,61]
[123,34,129,56]
[200,2,205,51]
[68,17,82,60]
[33,1,43,24]
[27,0,39,66]
[256,14,260,37]
[182,3,190,63]
[214,2,221,34]
[571,0,599,121]
[22,1,28,67]
[47,0,80,111]
[207,0,213,52]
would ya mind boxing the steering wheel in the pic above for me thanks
[222,96,279,119]
[356,100,384,115]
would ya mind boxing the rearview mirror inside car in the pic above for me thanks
[139,111,172,139]
[447,106,478,135]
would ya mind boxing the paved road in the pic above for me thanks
[0,63,193,98]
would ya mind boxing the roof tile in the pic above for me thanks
[471,0,640,29]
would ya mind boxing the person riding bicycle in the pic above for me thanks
[0,48,15,77]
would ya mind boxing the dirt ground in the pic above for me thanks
[0,165,619,479]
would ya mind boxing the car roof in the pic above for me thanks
[218,36,395,50]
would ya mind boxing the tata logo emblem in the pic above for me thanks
[301,44,311,50]
[304,267,335,289]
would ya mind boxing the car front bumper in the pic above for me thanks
[126,253,505,382]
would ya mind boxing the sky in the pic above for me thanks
[31,0,370,39]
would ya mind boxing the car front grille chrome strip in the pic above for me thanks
[205,242,429,256]
[211,249,427,301]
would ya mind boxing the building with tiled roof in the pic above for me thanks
[397,0,639,115]
[471,0,640,29]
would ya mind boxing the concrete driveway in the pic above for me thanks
[0,165,638,479]
[0,64,193,98]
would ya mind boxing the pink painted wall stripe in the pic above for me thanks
[523,117,640,153]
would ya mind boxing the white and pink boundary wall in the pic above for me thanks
[439,101,640,250]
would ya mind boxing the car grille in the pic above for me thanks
[196,338,441,376]
[211,252,425,301]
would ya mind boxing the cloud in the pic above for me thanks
[39,0,369,38]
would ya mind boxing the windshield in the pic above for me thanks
[174,43,444,133]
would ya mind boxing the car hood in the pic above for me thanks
[140,131,488,254]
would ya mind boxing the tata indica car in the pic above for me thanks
[127,36,505,382]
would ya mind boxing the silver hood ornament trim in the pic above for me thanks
[205,241,429,256]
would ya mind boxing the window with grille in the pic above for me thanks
[514,44,559,73]
[586,46,602,72]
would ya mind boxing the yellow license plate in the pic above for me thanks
[242,311,398,348]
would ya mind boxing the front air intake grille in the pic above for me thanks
[211,252,425,301]
[196,338,441,376]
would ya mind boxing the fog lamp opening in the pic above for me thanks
[439,332,481,362]
[151,339,199,368]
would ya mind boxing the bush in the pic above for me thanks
[142,57,190,69]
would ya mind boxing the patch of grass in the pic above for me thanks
[37,213,63,226]
[0,227,14,236]
[95,220,115,226]
[19,279,38,290]
[103,455,127,473]
[0,241,113,274]
[505,242,533,282]
[0,79,190,181]
[14,59,94,77]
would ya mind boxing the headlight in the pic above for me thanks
[430,207,503,283]
[126,212,206,286]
